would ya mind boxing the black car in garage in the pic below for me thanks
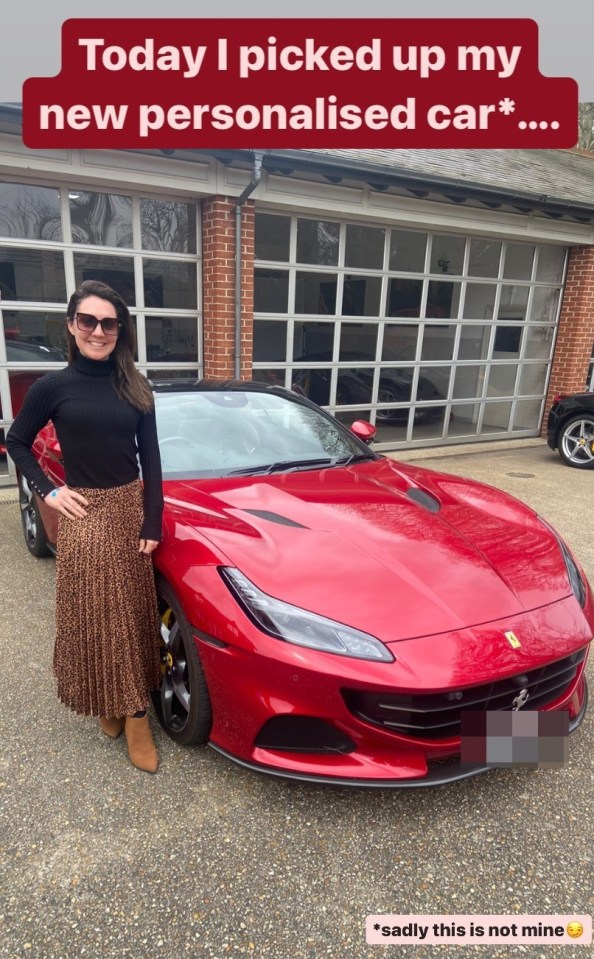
[547,391,594,469]
[290,351,446,423]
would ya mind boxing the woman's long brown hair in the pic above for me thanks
[66,279,154,413]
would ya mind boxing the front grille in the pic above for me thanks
[343,649,587,741]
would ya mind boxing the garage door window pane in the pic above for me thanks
[70,192,133,247]
[255,269,289,313]
[430,235,465,275]
[295,273,337,315]
[254,320,288,362]
[529,286,559,324]
[468,239,501,277]
[411,415,445,441]
[463,283,497,320]
[481,401,513,433]
[524,326,554,359]
[379,369,413,403]
[458,325,491,360]
[140,199,197,254]
[498,285,529,319]
[143,260,197,310]
[256,213,291,262]
[3,312,67,358]
[426,281,460,320]
[535,246,564,283]
[1,248,66,302]
[389,230,427,272]
[387,279,422,317]
[374,419,409,443]
[73,254,135,305]
[145,316,198,362]
[382,324,418,361]
[487,364,518,396]
[293,322,334,361]
[253,368,289,389]
[297,219,339,266]
[447,403,480,435]
[421,325,456,361]
[0,183,62,241]
[345,224,385,270]
[292,368,332,405]
[453,365,486,399]
[342,275,382,316]
[419,366,450,401]
[518,363,548,396]
[514,398,543,429]
[340,323,378,361]
[338,369,373,404]
[503,243,535,280]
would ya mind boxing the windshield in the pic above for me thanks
[154,389,373,478]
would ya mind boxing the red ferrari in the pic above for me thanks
[17,382,593,786]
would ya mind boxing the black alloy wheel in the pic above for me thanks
[18,474,51,557]
[152,578,213,746]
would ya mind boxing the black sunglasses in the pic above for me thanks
[74,312,121,337]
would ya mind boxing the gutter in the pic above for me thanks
[212,148,594,221]
[0,102,592,219]
[234,152,263,380]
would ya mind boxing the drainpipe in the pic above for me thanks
[234,152,263,379]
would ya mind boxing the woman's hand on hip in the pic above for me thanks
[139,539,159,555]
[45,486,88,518]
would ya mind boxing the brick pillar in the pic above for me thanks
[201,196,255,380]
[240,201,255,379]
[542,245,594,431]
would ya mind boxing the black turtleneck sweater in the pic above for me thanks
[6,354,163,541]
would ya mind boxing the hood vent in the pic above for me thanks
[406,488,441,513]
[243,509,309,528]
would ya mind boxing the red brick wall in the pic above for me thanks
[543,245,594,429]
[201,196,255,380]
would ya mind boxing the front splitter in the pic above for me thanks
[208,681,589,788]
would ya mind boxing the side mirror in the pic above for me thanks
[350,420,376,444]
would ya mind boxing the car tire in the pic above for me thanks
[557,414,594,469]
[376,385,400,422]
[424,405,447,422]
[18,474,51,557]
[152,577,213,746]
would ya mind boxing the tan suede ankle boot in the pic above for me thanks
[100,716,125,739]
[124,715,159,773]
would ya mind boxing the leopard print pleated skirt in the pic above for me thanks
[53,479,162,718]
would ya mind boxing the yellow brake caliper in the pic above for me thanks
[160,607,175,674]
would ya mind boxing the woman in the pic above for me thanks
[6,280,163,774]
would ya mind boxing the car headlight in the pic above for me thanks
[220,567,394,662]
[539,518,587,608]
[559,539,587,608]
